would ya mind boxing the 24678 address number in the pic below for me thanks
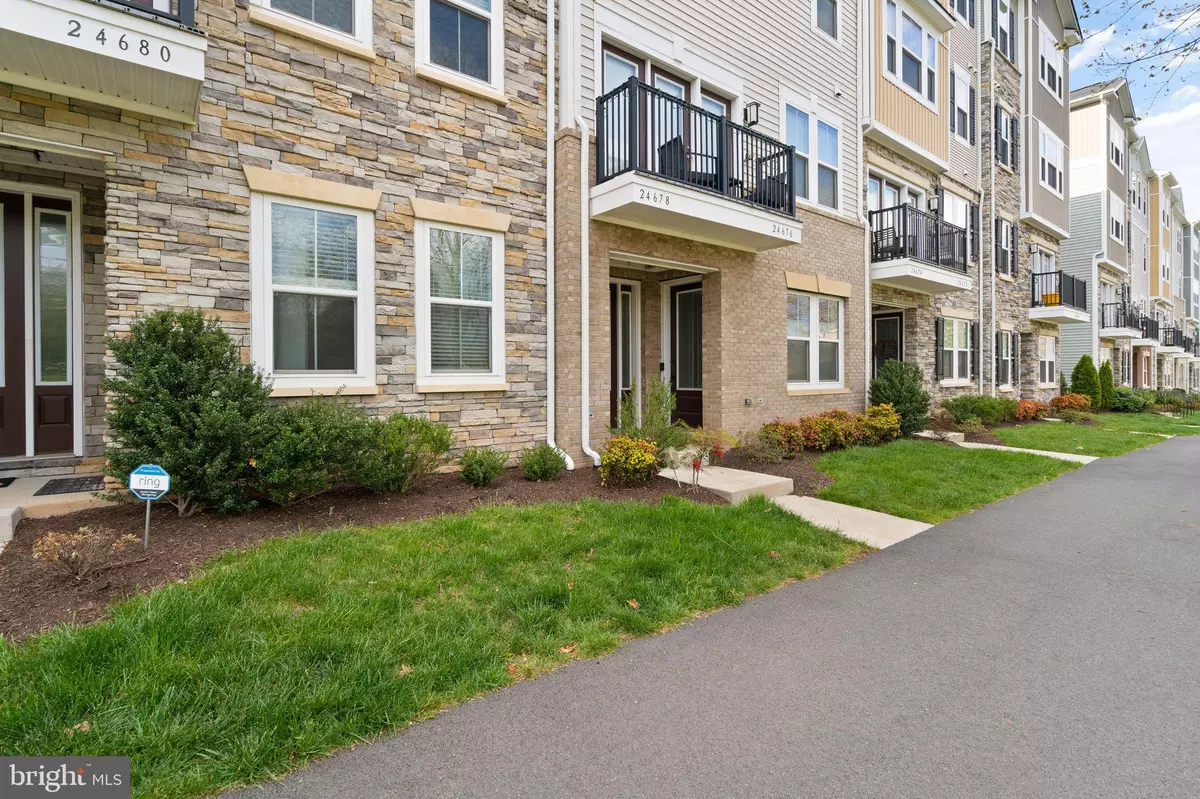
[67,19,172,63]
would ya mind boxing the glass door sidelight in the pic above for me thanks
[670,283,703,427]
[609,282,638,427]
[0,191,76,458]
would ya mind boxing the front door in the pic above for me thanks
[872,312,904,379]
[670,283,703,427]
[0,191,75,458]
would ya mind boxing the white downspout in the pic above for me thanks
[577,114,601,467]
[988,40,997,397]
[545,0,574,470]
[860,0,870,407]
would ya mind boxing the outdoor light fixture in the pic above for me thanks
[743,102,760,128]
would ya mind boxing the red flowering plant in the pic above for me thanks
[686,427,737,487]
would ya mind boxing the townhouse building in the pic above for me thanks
[1125,137,1159,389]
[1059,79,1140,386]
[0,0,554,475]
[551,0,867,463]
[861,0,984,401]
[980,0,1082,403]
[1149,171,1188,388]
[1183,221,1200,389]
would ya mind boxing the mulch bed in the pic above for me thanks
[0,468,720,642]
[716,450,833,496]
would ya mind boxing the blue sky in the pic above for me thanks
[1069,1,1200,212]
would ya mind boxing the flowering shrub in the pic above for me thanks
[599,436,660,487]
[859,404,903,446]
[1050,393,1091,412]
[759,405,901,454]
[761,421,805,457]
[1015,399,1050,421]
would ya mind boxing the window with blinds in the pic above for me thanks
[429,227,493,373]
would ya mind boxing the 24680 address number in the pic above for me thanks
[67,19,172,63]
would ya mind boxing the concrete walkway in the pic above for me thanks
[0,475,111,551]
[772,495,931,549]
[658,465,792,504]
[227,435,1200,799]
[954,440,1099,463]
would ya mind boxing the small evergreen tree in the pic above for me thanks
[869,359,931,435]
[104,309,272,516]
[1097,359,1115,410]
[1070,355,1101,408]
[1060,371,1070,396]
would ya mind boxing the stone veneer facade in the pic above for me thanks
[553,129,869,464]
[0,0,552,471]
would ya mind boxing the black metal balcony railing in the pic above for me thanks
[1139,314,1161,341]
[868,204,968,274]
[1161,326,1182,348]
[596,77,795,216]
[1100,302,1138,330]
[1031,270,1087,311]
[100,0,195,27]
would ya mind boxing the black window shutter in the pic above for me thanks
[994,104,1002,163]
[992,0,999,43]
[1009,9,1017,60]
[971,322,979,380]
[935,317,945,379]
[970,203,980,260]
[1011,116,1019,170]
[1012,223,1020,277]
[994,218,1002,273]
[1011,331,1020,389]
[970,86,977,144]
[950,78,956,134]
[970,0,976,28]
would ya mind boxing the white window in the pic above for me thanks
[250,194,376,391]
[1110,191,1125,244]
[940,318,971,382]
[996,105,1012,167]
[952,67,971,143]
[997,0,1012,56]
[1036,250,1057,273]
[943,190,969,229]
[1038,335,1056,386]
[815,0,838,40]
[952,0,970,24]
[1038,22,1063,101]
[891,10,938,108]
[416,0,505,95]
[1039,127,1064,196]
[784,93,842,212]
[997,331,1013,388]
[886,1,899,75]
[901,14,924,94]
[998,218,1013,275]
[252,0,373,50]
[788,292,843,388]
[925,33,938,105]
[1109,118,1124,173]
[416,220,506,389]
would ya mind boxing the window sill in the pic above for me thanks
[998,385,1014,393]
[1036,382,1057,390]
[939,378,972,388]
[271,383,381,398]
[787,386,849,396]
[996,161,1015,175]
[414,64,508,105]
[416,381,509,394]
[247,7,377,61]
[998,272,1015,283]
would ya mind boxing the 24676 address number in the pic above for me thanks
[66,18,172,63]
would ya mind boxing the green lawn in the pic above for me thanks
[0,498,862,799]
[1095,411,1200,437]
[992,418,1166,457]
[815,439,1079,523]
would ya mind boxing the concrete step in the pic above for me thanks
[773,495,932,549]
[659,465,792,504]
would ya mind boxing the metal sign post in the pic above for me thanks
[129,464,171,550]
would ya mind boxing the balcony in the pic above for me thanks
[0,0,206,124]
[1029,271,1089,324]
[868,204,972,294]
[1098,302,1143,339]
[1160,326,1185,354]
[593,77,802,252]
[1180,334,1197,360]
[1133,314,1161,347]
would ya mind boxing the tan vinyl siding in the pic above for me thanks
[1068,102,1102,163]
[873,0,950,163]
[1149,178,1164,299]
[579,0,861,215]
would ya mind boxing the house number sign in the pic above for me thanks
[65,18,174,63]
[638,188,672,207]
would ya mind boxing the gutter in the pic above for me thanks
[544,0,574,470]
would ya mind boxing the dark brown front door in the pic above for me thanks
[670,283,702,428]
[872,312,904,379]
[0,192,75,458]
[0,193,25,457]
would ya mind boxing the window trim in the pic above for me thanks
[997,0,1012,59]
[996,104,1012,168]
[249,0,374,54]
[952,66,971,144]
[1109,117,1125,174]
[816,119,841,211]
[414,219,508,391]
[1039,125,1065,198]
[782,89,844,213]
[787,291,845,390]
[249,192,377,392]
[415,0,506,97]
[1037,335,1057,388]
[1110,191,1126,244]
[941,317,972,383]
[884,2,940,112]
[952,0,970,25]
[812,0,841,44]
[1037,21,1063,103]
[997,329,1013,389]
[998,218,1013,276]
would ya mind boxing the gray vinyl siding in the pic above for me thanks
[1129,157,1151,306]
[1059,192,1102,379]
[578,0,861,215]
[1025,0,1070,234]
[947,0,981,190]
[1103,100,1129,269]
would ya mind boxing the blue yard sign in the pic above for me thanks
[129,464,171,550]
